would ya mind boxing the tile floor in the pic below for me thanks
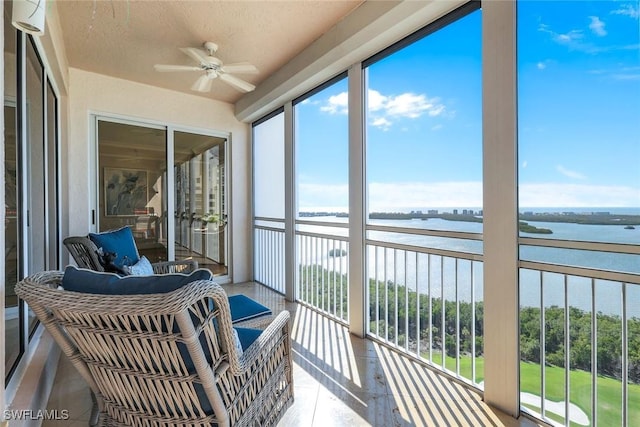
[43,282,545,427]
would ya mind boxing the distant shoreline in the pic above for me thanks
[299,211,640,227]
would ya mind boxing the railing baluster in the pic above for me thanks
[429,254,433,363]
[471,260,476,384]
[541,271,546,419]
[455,258,460,376]
[415,251,420,357]
[385,247,389,343]
[375,245,380,337]
[405,249,409,352]
[441,256,445,369]
[591,277,597,427]
[564,274,570,427]
[622,282,628,427]
[394,248,399,348]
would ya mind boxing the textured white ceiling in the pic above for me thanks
[56,0,363,104]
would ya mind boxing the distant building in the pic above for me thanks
[428,210,438,215]
[453,209,458,215]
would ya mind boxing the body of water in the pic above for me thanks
[296,210,640,317]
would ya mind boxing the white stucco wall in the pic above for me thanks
[67,68,251,282]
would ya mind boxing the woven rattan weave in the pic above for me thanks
[16,271,294,426]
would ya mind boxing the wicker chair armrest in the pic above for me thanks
[232,315,276,329]
[151,259,198,274]
[18,270,64,291]
[230,310,291,375]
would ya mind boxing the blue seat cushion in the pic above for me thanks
[61,265,213,295]
[61,267,271,323]
[228,294,272,323]
[89,226,140,268]
[234,327,262,351]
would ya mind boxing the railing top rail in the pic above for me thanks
[296,230,349,242]
[295,219,349,229]
[366,239,483,262]
[254,224,285,233]
[366,224,484,241]
[520,236,640,255]
[254,216,285,223]
[519,260,640,284]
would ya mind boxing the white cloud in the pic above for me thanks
[384,92,444,118]
[368,182,482,211]
[367,89,448,129]
[588,16,607,36]
[552,29,584,45]
[371,117,392,131]
[319,89,448,130]
[520,183,640,207]
[537,62,547,70]
[320,92,348,115]
[556,165,587,180]
[367,89,387,112]
[611,4,640,19]
[298,181,640,211]
[521,160,528,169]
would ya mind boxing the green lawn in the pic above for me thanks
[424,353,639,426]
[520,361,640,427]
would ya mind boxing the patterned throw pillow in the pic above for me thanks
[125,256,154,276]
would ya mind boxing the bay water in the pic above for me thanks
[297,211,640,317]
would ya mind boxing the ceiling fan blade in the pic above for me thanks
[191,74,215,92]
[154,64,201,72]
[220,62,258,74]
[180,47,209,65]
[219,73,255,92]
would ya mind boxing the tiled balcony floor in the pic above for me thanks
[43,282,544,427]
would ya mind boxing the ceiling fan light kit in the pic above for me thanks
[12,0,46,35]
[154,41,258,93]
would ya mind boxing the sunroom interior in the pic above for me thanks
[2,0,639,426]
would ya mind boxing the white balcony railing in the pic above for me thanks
[252,219,640,427]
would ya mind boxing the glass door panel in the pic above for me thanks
[4,96,20,375]
[25,37,44,335]
[46,81,59,270]
[97,121,167,263]
[174,131,227,276]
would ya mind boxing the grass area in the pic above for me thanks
[423,353,639,426]
[520,361,640,427]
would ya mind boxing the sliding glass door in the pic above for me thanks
[174,131,228,276]
[4,9,61,382]
[97,120,168,263]
[96,119,229,277]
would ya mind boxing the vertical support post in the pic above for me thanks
[0,4,6,408]
[284,101,296,302]
[482,0,520,417]
[166,127,175,261]
[348,63,365,337]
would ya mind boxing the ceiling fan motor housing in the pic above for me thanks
[204,41,219,55]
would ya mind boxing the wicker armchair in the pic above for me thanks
[63,236,197,274]
[16,271,294,426]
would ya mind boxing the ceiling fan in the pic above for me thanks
[154,41,259,93]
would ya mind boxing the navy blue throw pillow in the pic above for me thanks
[61,265,213,295]
[89,226,140,269]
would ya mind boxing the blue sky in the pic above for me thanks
[295,1,639,212]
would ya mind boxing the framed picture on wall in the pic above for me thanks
[104,168,149,216]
